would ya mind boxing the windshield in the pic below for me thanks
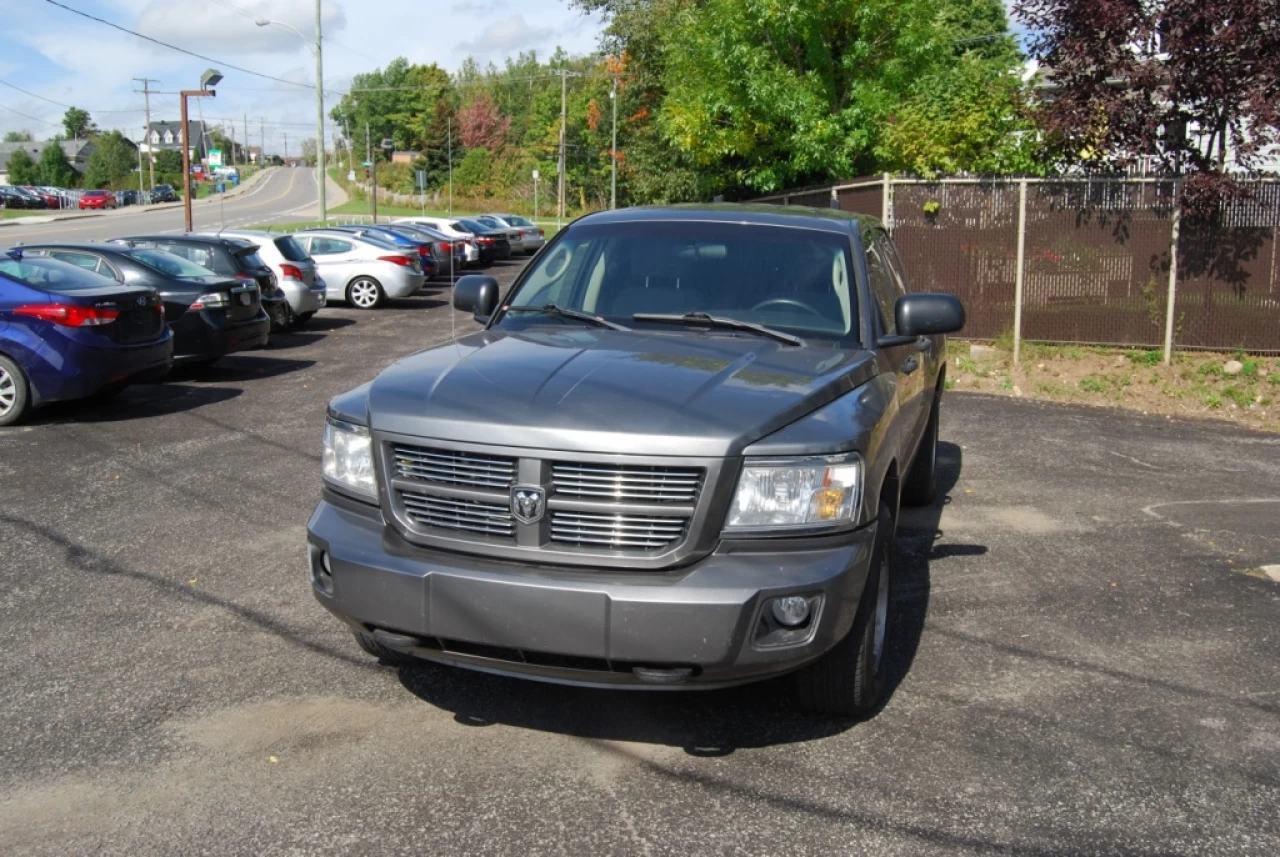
[126,248,215,279]
[0,256,115,291]
[458,219,492,233]
[499,221,858,339]
[505,215,534,227]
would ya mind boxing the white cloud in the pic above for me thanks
[455,15,555,58]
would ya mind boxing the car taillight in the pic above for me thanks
[417,246,431,258]
[538,229,545,238]
[477,237,494,245]
[189,293,231,310]
[378,255,414,267]
[15,304,119,327]
[280,263,304,280]
[438,241,453,252]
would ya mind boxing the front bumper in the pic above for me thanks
[307,497,876,689]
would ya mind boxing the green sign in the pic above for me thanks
[208,148,223,168]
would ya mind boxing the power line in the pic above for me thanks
[41,0,314,91]
[0,102,61,127]
[0,79,144,114]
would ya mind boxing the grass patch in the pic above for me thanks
[1079,375,1107,393]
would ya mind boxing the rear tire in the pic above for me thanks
[294,311,315,326]
[352,630,416,667]
[796,501,894,718]
[347,277,384,310]
[0,355,32,427]
[902,387,940,507]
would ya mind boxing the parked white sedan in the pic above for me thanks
[392,217,481,266]
[293,230,425,309]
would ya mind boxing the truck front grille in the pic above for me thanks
[393,444,515,489]
[551,463,701,504]
[399,490,514,537]
[550,511,687,549]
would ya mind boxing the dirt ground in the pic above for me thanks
[948,340,1280,432]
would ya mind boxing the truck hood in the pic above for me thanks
[365,328,877,457]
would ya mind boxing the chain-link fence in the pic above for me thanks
[756,176,1280,355]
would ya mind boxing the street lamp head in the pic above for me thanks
[201,68,223,89]
[254,18,271,27]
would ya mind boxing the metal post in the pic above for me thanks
[180,92,192,232]
[558,69,567,222]
[366,122,377,224]
[610,76,617,210]
[136,131,146,193]
[244,114,249,165]
[1013,179,1028,365]
[447,118,453,215]
[133,78,158,192]
[881,172,891,229]
[533,174,538,221]
[1163,190,1182,364]
[313,0,327,223]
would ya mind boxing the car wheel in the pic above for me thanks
[352,630,416,667]
[347,277,384,310]
[796,500,894,718]
[0,355,32,427]
[902,386,940,507]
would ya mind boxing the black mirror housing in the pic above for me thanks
[895,293,966,337]
[453,275,500,322]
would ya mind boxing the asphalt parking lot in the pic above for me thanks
[1,256,1278,856]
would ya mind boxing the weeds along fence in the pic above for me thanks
[756,176,1280,357]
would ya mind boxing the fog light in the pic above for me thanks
[771,596,811,627]
[320,551,332,576]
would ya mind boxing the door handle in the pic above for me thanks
[901,355,919,374]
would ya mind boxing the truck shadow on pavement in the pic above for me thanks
[396,443,973,754]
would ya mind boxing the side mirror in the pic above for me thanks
[453,274,500,322]
[895,293,966,337]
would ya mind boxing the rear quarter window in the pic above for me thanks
[273,236,309,261]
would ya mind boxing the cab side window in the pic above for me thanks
[864,238,898,336]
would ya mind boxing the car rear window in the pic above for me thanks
[126,248,215,279]
[0,256,115,291]
[235,248,269,269]
[273,236,309,261]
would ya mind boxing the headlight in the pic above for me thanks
[724,454,862,533]
[322,416,376,499]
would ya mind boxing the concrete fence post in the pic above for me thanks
[1163,190,1181,365]
[1013,178,1028,365]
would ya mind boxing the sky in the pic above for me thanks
[0,0,604,155]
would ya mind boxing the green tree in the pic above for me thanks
[83,131,136,188]
[3,130,33,143]
[62,107,97,140]
[6,147,38,184]
[153,149,183,173]
[38,142,76,187]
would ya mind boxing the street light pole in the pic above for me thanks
[609,78,617,210]
[256,7,325,223]
[180,76,219,233]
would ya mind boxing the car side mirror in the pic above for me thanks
[453,274,500,322]
[895,293,966,338]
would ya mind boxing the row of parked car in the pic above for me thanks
[0,184,181,211]
[0,212,544,426]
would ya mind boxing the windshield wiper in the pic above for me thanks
[505,304,631,331]
[632,311,803,346]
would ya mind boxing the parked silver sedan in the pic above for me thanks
[209,229,327,324]
[293,230,425,310]
[481,213,546,254]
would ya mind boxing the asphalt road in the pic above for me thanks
[1,258,1278,856]
[0,166,320,244]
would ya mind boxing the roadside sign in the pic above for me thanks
[381,138,394,151]
[415,170,427,190]
[532,169,539,180]
[360,161,372,167]
[208,148,223,168]
[347,170,357,181]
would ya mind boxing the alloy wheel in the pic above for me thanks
[0,367,15,417]
[349,279,380,309]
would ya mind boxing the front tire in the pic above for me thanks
[347,277,384,310]
[796,501,894,718]
[0,355,32,427]
[902,387,940,507]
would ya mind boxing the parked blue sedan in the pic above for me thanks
[0,249,173,426]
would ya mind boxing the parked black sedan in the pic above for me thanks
[150,184,179,203]
[455,218,514,261]
[112,234,293,330]
[380,223,467,278]
[18,243,269,366]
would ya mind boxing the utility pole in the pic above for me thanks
[610,76,618,210]
[558,69,567,221]
[314,0,327,223]
[132,77,159,192]
[447,117,453,215]
[284,131,288,163]
[366,122,377,223]
[244,113,249,165]
[260,118,265,164]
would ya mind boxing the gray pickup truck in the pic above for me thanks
[307,204,964,716]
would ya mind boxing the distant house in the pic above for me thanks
[140,120,209,162]
[283,156,306,168]
[245,145,262,165]
[390,150,420,165]
[0,139,97,184]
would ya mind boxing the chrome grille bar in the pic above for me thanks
[550,511,688,549]
[400,491,514,537]
[393,444,516,489]
[551,463,703,504]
